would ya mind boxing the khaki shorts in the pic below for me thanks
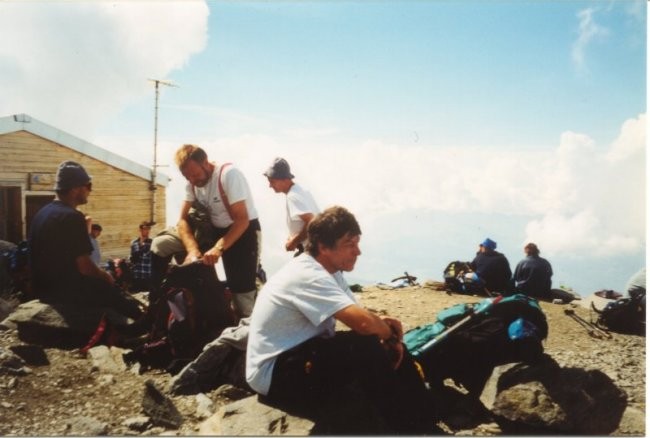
[151,227,187,258]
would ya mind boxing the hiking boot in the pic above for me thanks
[168,365,200,395]
[168,342,232,395]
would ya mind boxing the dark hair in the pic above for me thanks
[525,243,540,256]
[91,224,103,232]
[306,206,361,257]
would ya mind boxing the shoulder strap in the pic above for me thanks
[190,163,234,218]
[218,163,233,218]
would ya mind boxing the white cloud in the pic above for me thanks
[523,114,646,256]
[606,113,646,162]
[572,7,610,73]
[149,111,644,273]
[0,1,208,138]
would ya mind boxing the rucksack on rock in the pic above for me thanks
[128,261,235,371]
[592,293,645,334]
[404,293,548,396]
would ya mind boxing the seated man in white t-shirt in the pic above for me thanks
[246,206,436,434]
[263,157,319,256]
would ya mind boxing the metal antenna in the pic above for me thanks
[148,78,178,223]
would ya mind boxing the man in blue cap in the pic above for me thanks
[469,237,512,294]
[28,161,143,322]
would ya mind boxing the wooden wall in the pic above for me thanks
[0,130,166,261]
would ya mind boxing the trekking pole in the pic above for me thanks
[413,295,505,356]
[563,308,611,339]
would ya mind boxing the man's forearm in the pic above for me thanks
[218,219,249,251]
[177,218,200,255]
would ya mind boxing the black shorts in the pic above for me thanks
[213,219,261,294]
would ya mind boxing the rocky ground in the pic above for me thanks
[0,283,645,436]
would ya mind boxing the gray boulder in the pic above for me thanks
[1,300,131,349]
[0,346,31,375]
[480,355,627,434]
[199,395,315,436]
[63,415,108,436]
[142,379,183,429]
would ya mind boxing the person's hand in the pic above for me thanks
[183,249,202,264]
[382,317,404,340]
[103,269,115,286]
[390,341,405,370]
[381,336,405,370]
[285,238,298,252]
[202,246,222,266]
[380,317,405,369]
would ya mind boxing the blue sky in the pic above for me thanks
[0,1,646,295]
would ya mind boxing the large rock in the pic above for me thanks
[199,382,394,435]
[0,346,31,375]
[480,355,627,434]
[198,395,315,436]
[142,379,183,429]
[0,298,15,322]
[0,300,131,349]
[88,345,127,374]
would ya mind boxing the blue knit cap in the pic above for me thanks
[54,161,91,191]
[480,238,497,250]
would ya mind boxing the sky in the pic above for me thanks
[0,0,646,296]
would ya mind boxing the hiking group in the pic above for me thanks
[19,145,645,434]
[445,237,554,300]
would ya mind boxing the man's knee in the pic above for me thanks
[151,232,185,258]
[231,290,257,319]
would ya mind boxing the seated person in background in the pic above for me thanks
[28,161,143,321]
[625,267,646,299]
[513,243,553,299]
[246,206,436,434]
[88,221,102,266]
[470,238,512,294]
[625,267,646,319]
[130,221,154,292]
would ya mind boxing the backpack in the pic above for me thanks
[0,240,31,298]
[128,261,235,371]
[443,261,471,293]
[105,258,133,291]
[592,293,645,334]
[404,294,548,396]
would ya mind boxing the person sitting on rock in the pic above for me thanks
[625,267,645,320]
[28,161,143,322]
[513,243,553,299]
[246,206,437,434]
[469,238,512,294]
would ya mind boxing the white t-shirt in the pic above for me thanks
[184,164,258,228]
[245,254,358,395]
[286,183,319,246]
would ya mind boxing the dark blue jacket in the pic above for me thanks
[513,255,553,298]
[470,250,512,293]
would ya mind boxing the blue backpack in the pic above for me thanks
[404,293,548,395]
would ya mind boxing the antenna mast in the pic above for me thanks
[148,78,177,223]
